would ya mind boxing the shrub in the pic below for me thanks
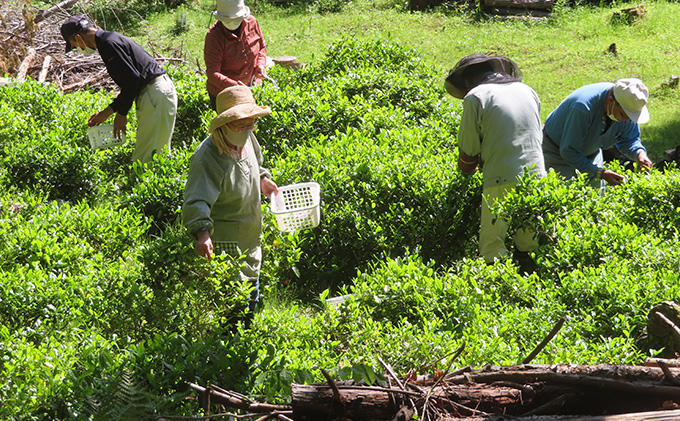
[256,37,468,295]
[0,80,122,203]
[167,66,212,149]
[123,150,192,236]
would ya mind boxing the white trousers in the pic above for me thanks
[134,74,178,164]
[479,182,537,264]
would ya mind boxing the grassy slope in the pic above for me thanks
[131,0,680,161]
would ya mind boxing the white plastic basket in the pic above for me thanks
[270,182,320,232]
[88,125,125,150]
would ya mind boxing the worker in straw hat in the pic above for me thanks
[182,85,278,326]
[60,15,177,164]
[204,0,267,111]
[542,78,653,188]
[444,53,546,274]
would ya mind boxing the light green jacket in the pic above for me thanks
[182,133,271,252]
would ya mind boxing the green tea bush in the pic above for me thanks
[123,150,192,235]
[167,66,212,148]
[256,37,473,295]
[0,192,146,335]
[264,126,480,294]
[0,80,122,203]
[617,169,680,238]
[7,31,680,420]
[136,224,253,337]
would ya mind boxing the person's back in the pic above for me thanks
[445,53,544,272]
[463,81,545,187]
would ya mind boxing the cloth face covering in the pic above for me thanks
[221,17,244,30]
[212,126,250,154]
[75,35,96,55]
[225,126,250,146]
[607,101,621,122]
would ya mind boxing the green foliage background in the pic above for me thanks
[2,0,680,419]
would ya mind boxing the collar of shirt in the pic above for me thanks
[226,144,248,161]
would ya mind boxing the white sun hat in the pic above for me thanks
[213,0,250,20]
[613,78,650,124]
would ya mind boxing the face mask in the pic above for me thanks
[607,102,621,122]
[221,18,243,31]
[74,36,96,55]
[77,45,97,56]
[225,126,250,147]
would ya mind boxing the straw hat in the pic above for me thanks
[213,0,250,20]
[444,53,523,99]
[209,85,271,133]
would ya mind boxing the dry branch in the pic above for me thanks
[656,311,680,340]
[522,315,568,364]
[646,358,680,368]
[1,2,196,93]
[34,0,79,23]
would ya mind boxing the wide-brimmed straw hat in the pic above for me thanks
[444,53,523,99]
[213,0,250,20]
[613,78,650,124]
[209,85,271,133]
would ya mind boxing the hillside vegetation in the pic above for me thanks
[122,0,680,158]
[2,1,680,419]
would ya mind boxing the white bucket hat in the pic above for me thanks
[213,0,250,21]
[613,78,650,124]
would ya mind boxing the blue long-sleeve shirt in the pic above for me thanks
[95,29,165,116]
[543,82,646,176]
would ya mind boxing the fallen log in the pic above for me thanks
[186,363,680,421]
[35,0,79,23]
[646,358,680,368]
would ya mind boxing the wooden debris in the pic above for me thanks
[1,2,195,94]
[16,47,36,81]
[482,0,553,11]
[34,0,79,24]
[186,363,680,420]
[661,75,679,88]
[38,55,51,83]
[481,0,552,18]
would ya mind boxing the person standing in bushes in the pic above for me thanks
[542,78,653,187]
[182,85,278,326]
[444,53,545,273]
[204,0,267,111]
[60,15,177,164]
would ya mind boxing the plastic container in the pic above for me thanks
[270,182,320,232]
[88,125,125,150]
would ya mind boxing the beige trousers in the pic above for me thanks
[133,74,178,164]
[479,183,537,264]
